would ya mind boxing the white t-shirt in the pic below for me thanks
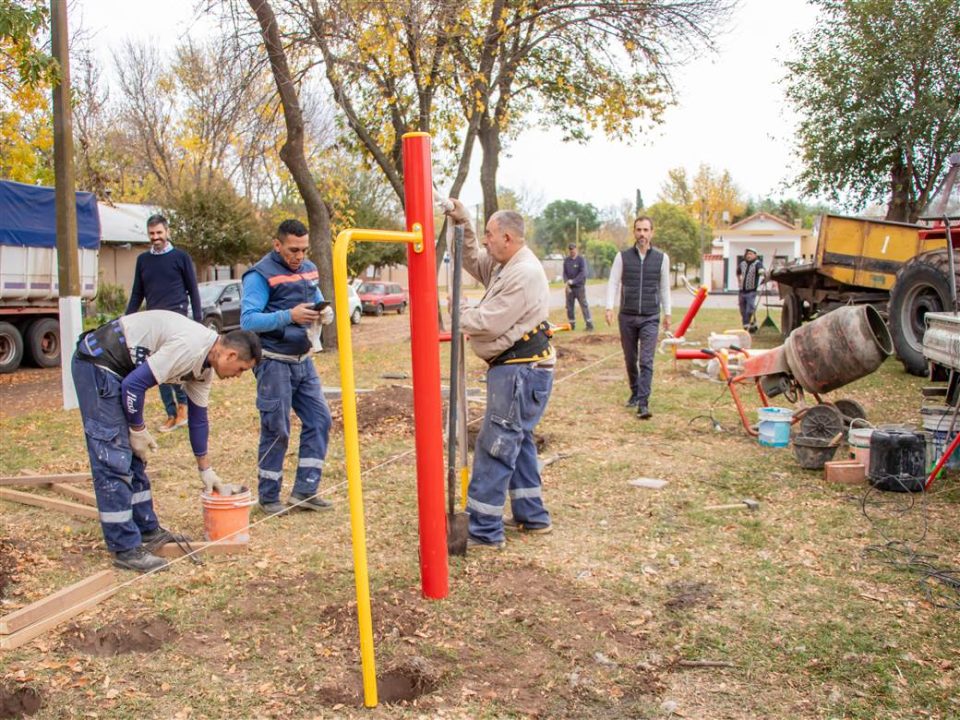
[119,310,218,407]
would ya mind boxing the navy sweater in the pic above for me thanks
[126,248,202,321]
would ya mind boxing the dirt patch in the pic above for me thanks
[571,334,619,346]
[63,616,179,656]
[664,581,716,611]
[329,385,415,434]
[0,685,42,718]
[556,346,587,362]
[308,564,661,715]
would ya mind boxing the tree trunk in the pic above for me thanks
[886,155,911,223]
[478,116,501,224]
[248,0,337,348]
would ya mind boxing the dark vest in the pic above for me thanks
[243,251,320,355]
[619,246,663,316]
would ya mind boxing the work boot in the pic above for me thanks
[113,546,169,573]
[141,526,191,551]
[504,517,552,534]
[173,404,188,429]
[467,535,506,550]
[259,500,287,516]
[637,405,653,420]
[289,492,334,511]
[157,415,178,433]
[585,321,594,331]
[625,394,640,408]
[569,320,576,331]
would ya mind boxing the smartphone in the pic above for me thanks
[313,300,331,311]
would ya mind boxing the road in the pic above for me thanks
[0,288,764,420]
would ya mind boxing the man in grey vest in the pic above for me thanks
[605,216,671,419]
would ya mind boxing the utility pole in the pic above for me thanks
[51,0,82,410]
[575,217,580,247]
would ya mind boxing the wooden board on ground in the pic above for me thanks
[47,483,97,506]
[0,570,116,637]
[0,489,98,519]
[153,541,249,558]
[0,473,91,488]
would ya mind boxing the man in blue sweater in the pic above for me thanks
[241,219,335,516]
[126,214,202,432]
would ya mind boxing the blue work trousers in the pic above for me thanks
[159,383,188,417]
[467,364,554,544]
[254,357,331,503]
[739,290,758,328]
[619,313,660,404]
[72,357,159,553]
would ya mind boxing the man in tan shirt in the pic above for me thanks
[446,200,555,549]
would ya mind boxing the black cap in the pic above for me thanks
[568,243,576,250]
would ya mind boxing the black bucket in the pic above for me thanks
[868,428,926,493]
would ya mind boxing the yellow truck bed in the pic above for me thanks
[812,214,945,290]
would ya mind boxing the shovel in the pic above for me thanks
[446,224,470,556]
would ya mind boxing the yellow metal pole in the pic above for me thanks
[333,227,421,709]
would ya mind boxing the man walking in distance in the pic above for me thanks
[605,216,671,419]
[444,200,555,549]
[126,214,203,433]
[737,247,765,333]
[73,310,260,572]
[241,219,335,516]
[563,243,594,331]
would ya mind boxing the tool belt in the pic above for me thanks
[75,320,135,377]
[489,321,554,367]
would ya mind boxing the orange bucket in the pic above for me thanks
[201,489,255,543]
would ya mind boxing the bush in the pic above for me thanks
[94,282,127,318]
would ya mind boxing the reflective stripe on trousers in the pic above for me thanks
[467,363,553,543]
[253,357,332,503]
[73,356,159,553]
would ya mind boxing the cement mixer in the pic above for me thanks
[704,305,894,436]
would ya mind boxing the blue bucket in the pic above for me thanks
[757,407,794,447]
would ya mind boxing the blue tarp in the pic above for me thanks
[0,179,101,250]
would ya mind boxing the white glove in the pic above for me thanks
[566,279,573,286]
[200,467,240,496]
[319,305,334,326]
[129,427,158,462]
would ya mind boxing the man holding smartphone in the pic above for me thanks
[241,219,335,515]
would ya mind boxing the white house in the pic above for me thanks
[702,212,811,291]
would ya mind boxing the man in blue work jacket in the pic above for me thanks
[241,219,335,516]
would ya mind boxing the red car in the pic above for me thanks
[357,282,408,315]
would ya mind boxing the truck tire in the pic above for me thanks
[0,322,24,374]
[780,293,802,339]
[888,250,957,376]
[25,317,60,368]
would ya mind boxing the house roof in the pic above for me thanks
[98,202,161,245]
[728,212,798,231]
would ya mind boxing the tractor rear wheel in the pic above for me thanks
[888,250,958,376]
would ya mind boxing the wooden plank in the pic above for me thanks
[0,582,118,650]
[47,483,97,506]
[153,541,249,558]
[0,489,99,519]
[0,473,91,488]
[0,570,115,636]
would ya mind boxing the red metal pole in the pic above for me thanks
[674,285,708,339]
[402,132,448,599]
[674,348,714,360]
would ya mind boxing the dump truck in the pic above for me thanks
[0,179,101,373]
[770,154,960,376]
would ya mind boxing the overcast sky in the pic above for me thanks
[76,0,821,214]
